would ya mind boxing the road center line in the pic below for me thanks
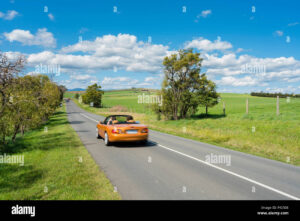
[78,111,299,200]
[80,113,99,123]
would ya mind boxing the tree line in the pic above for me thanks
[250,92,300,98]
[153,49,219,120]
[0,52,66,146]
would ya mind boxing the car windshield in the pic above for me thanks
[106,116,137,124]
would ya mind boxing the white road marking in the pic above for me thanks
[78,112,300,200]
[80,113,99,123]
[158,144,299,200]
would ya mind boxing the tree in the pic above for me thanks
[58,85,67,101]
[197,75,219,115]
[75,93,80,99]
[161,49,204,119]
[157,49,219,120]
[0,51,25,117]
[82,84,104,107]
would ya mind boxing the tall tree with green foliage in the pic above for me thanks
[58,85,67,101]
[82,84,104,107]
[161,49,203,119]
[0,51,25,117]
[197,75,219,115]
[157,49,219,120]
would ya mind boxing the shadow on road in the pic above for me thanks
[110,140,158,149]
[69,121,85,125]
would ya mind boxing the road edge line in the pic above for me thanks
[158,143,299,200]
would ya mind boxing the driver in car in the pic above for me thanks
[126,115,135,123]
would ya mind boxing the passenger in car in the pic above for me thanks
[107,116,117,125]
[126,115,135,123]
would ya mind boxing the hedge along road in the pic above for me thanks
[66,100,300,200]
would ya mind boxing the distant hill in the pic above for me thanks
[68,88,85,91]
[67,87,159,93]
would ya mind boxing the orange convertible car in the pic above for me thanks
[96,115,148,146]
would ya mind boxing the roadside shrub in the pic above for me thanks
[0,52,63,145]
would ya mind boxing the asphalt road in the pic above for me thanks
[66,100,300,200]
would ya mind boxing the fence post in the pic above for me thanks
[223,102,226,116]
[246,98,249,114]
[277,96,280,116]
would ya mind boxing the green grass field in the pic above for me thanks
[0,104,121,200]
[69,90,300,166]
[103,90,155,112]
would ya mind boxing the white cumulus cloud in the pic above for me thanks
[0,10,18,20]
[184,37,232,52]
[218,76,258,87]
[27,34,170,73]
[4,28,56,48]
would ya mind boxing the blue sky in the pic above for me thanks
[1,0,300,93]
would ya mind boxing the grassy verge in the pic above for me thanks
[71,92,300,166]
[0,103,121,200]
